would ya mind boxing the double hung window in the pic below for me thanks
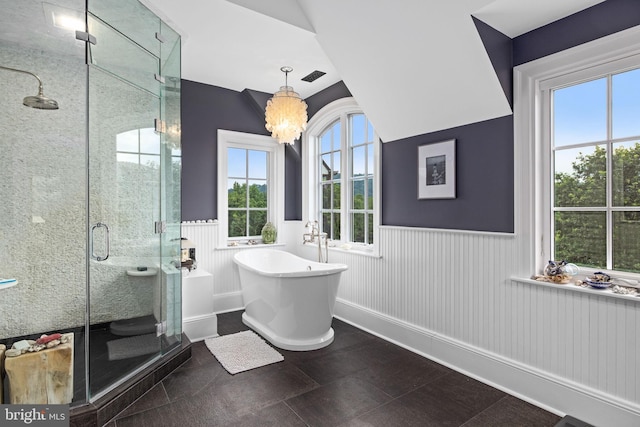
[549,67,640,273]
[227,148,268,238]
[527,46,640,275]
[217,130,283,246]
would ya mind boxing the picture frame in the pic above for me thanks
[418,139,456,199]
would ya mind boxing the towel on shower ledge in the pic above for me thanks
[205,330,283,374]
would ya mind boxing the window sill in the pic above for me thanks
[216,242,286,251]
[512,276,640,303]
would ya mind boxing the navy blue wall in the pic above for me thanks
[473,16,513,108]
[513,0,640,66]
[181,81,270,221]
[305,81,352,119]
[382,116,514,231]
[180,79,352,221]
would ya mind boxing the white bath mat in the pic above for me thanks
[205,330,284,374]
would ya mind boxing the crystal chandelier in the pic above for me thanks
[265,66,308,144]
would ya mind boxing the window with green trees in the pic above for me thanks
[320,120,341,240]
[349,114,375,244]
[217,130,282,247]
[318,112,376,244]
[552,67,640,273]
[227,148,268,238]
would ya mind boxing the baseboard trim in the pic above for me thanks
[213,291,243,314]
[334,298,640,427]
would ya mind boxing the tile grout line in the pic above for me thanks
[282,400,312,427]
[458,394,510,427]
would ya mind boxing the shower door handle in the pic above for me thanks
[90,222,110,261]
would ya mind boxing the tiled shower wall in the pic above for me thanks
[0,44,87,338]
[0,42,166,338]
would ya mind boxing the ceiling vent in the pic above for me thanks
[301,70,326,83]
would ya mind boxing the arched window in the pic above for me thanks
[303,98,380,251]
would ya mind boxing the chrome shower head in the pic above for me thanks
[0,65,59,110]
[23,93,59,110]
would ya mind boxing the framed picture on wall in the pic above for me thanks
[418,139,456,199]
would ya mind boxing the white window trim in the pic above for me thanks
[302,97,381,255]
[514,25,640,280]
[217,129,284,248]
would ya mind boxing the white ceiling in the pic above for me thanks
[141,0,607,142]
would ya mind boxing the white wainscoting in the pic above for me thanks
[183,221,640,426]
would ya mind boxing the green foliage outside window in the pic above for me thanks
[317,112,376,245]
[554,143,640,272]
[228,182,267,237]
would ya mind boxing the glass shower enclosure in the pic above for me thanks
[0,0,181,406]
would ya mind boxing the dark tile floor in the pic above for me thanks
[109,311,561,426]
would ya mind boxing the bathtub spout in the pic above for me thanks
[303,221,328,263]
[304,220,319,242]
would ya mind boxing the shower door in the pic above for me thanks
[86,0,181,399]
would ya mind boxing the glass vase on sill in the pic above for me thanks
[261,222,277,244]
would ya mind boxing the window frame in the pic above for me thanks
[514,26,640,279]
[217,130,284,247]
[303,97,380,253]
[348,114,376,245]
[545,69,640,272]
[116,127,161,167]
[318,118,343,240]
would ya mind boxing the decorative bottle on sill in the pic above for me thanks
[261,222,277,244]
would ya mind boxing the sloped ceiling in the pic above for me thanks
[142,0,606,142]
[297,0,511,142]
[473,0,606,38]
[141,0,340,100]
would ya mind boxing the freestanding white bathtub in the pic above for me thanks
[233,249,348,351]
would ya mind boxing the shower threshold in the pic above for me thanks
[109,314,157,336]
[70,334,191,426]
